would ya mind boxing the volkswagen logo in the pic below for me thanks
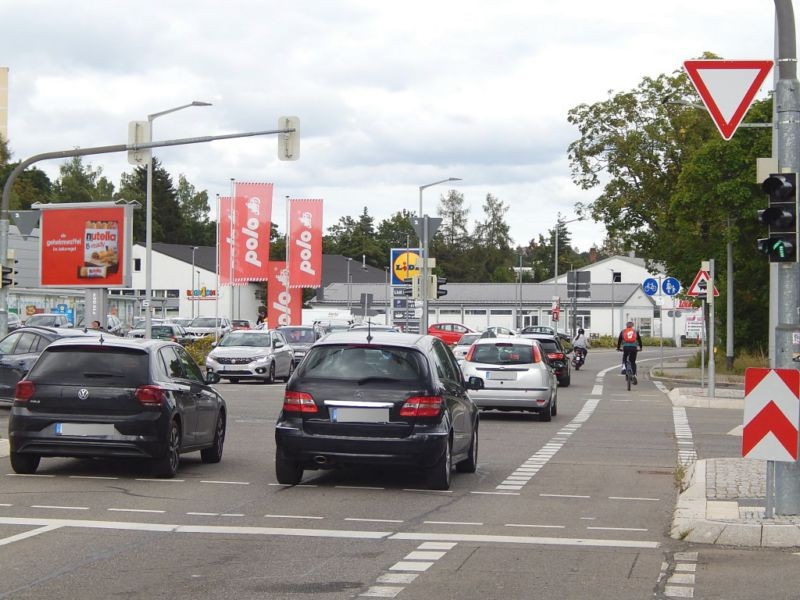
[77,388,90,400]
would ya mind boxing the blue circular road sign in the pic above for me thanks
[662,276,681,296]
[642,277,659,296]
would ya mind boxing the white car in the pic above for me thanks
[460,337,558,421]
[185,316,232,340]
[205,329,294,383]
[452,332,482,361]
[25,313,73,328]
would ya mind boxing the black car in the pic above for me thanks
[277,325,319,367]
[0,326,103,404]
[7,336,226,478]
[518,332,571,387]
[275,331,481,490]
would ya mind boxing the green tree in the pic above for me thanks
[51,157,115,203]
[176,174,215,245]
[468,194,515,282]
[0,137,52,210]
[116,158,182,243]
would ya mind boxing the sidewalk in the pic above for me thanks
[652,364,800,548]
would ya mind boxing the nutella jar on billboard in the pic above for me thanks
[79,220,119,279]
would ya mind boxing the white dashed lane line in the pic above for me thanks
[361,541,457,598]
[672,407,698,466]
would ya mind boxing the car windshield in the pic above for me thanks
[298,345,424,381]
[151,326,175,339]
[469,342,535,365]
[29,347,150,386]
[219,332,271,347]
[281,328,317,343]
[190,317,222,327]
[26,315,59,326]
[457,334,481,345]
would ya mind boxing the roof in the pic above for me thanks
[317,330,427,347]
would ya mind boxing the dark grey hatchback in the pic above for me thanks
[274,331,481,490]
[8,336,226,478]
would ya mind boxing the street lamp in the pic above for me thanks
[145,101,212,339]
[608,267,616,337]
[384,266,391,325]
[346,257,353,313]
[190,246,199,319]
[553,213,582,334]
[419,177,461,333]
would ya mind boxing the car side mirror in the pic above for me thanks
[205,371,221,384]
[273,340,283,348]
[465,376,484,391]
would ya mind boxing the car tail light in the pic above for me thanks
[465,346,476,362]
[547,353,565,361]
[400,395,443,417]
[135,385,168,406]
[283,391,318,413]
[15,381,35,402]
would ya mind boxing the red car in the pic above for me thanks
[427,322,476,345]
[231,319,253,330]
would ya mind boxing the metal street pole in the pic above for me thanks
[773,0,800,515]
[418,177,460,333]
[0,124,296,338]
[346,257,352,313]
[190,246,198,319]
[145,102,211,339]
[708,259,716,399]
[554,215,582,334]
[384,266,390,325]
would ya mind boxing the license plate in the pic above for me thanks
[55,423,115,437]
[330,407,390,423]
[487,371,516,381]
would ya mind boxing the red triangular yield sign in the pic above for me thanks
[686,270,720,297]
[683,60,773,140]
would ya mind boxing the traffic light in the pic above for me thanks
[758,172,797,262]
[436,276,447,298]
[0,263,15,288]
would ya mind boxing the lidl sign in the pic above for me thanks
[390,248,421,286]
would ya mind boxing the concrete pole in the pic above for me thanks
[708,259,716,399]
[726,236,734,370]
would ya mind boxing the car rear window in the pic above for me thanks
[536,340,560,353]
[458,334,480,345]
[28,347,150,387]
[297,345,425,381]
[470,343,536,365]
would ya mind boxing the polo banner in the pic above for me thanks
[267,261,301,326]
[217,196,232,285]
[231,181,273,283]
[288,199,323,288]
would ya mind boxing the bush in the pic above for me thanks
[685,347,768,374]
[185,336,215,368]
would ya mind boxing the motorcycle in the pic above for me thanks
[571,347,586,370]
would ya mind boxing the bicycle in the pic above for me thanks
[618,348,636,391]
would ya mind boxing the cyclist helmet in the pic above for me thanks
[578,328,584,334]
[626,321,634,328]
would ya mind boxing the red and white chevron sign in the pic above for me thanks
[742,368,800,461]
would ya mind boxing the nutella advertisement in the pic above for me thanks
[40,203,133,288]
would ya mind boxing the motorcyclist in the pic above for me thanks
[572,328,589,364]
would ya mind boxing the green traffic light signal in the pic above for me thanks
[759,173,797,263]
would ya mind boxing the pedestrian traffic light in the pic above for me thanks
[436,276,447,298]
[758,172,797,262]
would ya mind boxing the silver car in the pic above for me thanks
[205,329,294,383]
[460,337,558,421]
[452,332,482,361]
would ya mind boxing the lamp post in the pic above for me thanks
[145,101,212,339]
[346,257,353,313]
[553,214,582,334]
[517,254,523,329]
[384,266,391,325]
[419,177,461,333]
[608,267,616,337]
[190,246,199,319]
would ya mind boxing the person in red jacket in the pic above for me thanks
[617,320,643,384]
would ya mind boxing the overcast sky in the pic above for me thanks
[2,0,783,254]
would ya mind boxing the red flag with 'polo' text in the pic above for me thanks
[267,261,302,326]
[231,182,273,283]
[288,199,323,288]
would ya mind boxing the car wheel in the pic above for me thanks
[559,375,571,387]
[551,395,558,417]
[265,361,276,384]
[10,452,40,475]
[153,420,181,478]
[200,412,226,464]
[540,402,553,422]
[275,448,303,485]
[282,361,294,383]
[456,424,478,473]
[426,438,452,490]
[228,377,240,384]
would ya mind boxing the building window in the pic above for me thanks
[134,258,141,272]
[439,309,461,315]
[465,309,486,316]
[490,309,512,315]
[166,289,180,299]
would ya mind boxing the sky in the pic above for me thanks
[1,0,785,254]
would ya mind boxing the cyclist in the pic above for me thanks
[572,328,589,362]
[617,320,643,385]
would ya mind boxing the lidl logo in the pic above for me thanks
[390,248,421,286]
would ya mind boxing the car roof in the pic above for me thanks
[11,325,100,338]
[45,335,174,351]
[474,337,536,346]
[316,330,428,347]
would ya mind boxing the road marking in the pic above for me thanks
[377,573,418,583]
[221,513,244,517]
[265,514,324,520]
[402,488,452,494]
[389,561,433,572]
[505,523,565,529]
[405,551,446,560]
[108,508,166,514]
[423,520,483,526]
[200,480,250,485]
[6,473,55,478]
[496,398,600,490]
[609,496,660,502]
[31,505,89,511]
[0,516,659,548]
[0,524,61,547]
[0,503,12,507]
[134,478,185,483]
[591,385,603,396]
[470,491,520,496]
[346,518,404,523]
[69,475,119,480]
[187,512,219,516]
[336,485,386,490]
[672,407,697,466]
[540,494,591,499]
[587,526,649,532]
[359,585,403,597]
[418,542,457,550]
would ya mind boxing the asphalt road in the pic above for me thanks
[1,347,799,599]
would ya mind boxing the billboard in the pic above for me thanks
[39,202,133,288]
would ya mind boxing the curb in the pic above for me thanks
[671,459,800,548]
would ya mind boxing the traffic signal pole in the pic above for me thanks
[772,0,800,515]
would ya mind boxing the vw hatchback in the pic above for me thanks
[275,331,481,490]
[8,336,226,478]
